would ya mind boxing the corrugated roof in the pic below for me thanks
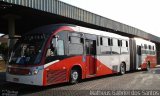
[0,0,160,43]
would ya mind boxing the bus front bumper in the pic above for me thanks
[6,70,43,86]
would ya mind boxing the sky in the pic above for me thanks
[60,0,160,37]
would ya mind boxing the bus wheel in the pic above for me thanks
[146,62,150,71]
[69,69,79,84]
[120,63,126,75]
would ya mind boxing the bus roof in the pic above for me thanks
[25,24,129,40]
[25,24,75,35]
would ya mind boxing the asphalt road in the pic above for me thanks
[1,67,160,96]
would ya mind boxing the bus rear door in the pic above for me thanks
[85,39,97,76]
[137,45,142,69]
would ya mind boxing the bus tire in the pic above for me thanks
[120,63,126,75]
[69,69,80,84]
[146,62,150,71]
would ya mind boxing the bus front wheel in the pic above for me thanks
[69,69,80,84]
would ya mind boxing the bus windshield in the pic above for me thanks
[9,34,46,65]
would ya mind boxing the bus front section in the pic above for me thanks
[6,34,46,86]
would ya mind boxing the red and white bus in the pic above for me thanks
[6,24,157,86]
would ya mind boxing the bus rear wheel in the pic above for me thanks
[120,63,126,75]
[69,69,80,84]
[146,62,150,71]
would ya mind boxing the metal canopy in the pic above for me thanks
[0,0,160,43]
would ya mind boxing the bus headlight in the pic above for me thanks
[32,69,39,75]
[33,69,38,75]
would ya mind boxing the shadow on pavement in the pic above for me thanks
[0,68,156,95]
[0,71,139,95]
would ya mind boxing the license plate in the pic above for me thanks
[13,78,19,82]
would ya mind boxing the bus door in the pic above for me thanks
[137,45,142,68]
[85,39,97,75]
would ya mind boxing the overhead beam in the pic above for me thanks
[0,0,160,43]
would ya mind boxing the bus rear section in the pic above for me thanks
[130,38,157,71]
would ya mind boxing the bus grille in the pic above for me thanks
[8,67,30,75]
[47,69,67,84]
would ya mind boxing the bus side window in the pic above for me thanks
[46,39,64,57]
[46,38,57,57]
[111,38,120,54]
[57,40,64,55]
[137,45,142,55]
[126,41,128,47]
[45,39,65,63]
[68,35,84,55]
[121,40,129,54]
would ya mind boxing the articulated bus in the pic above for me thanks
[6,24,157,86]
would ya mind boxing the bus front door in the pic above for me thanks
[86,40,97,76]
